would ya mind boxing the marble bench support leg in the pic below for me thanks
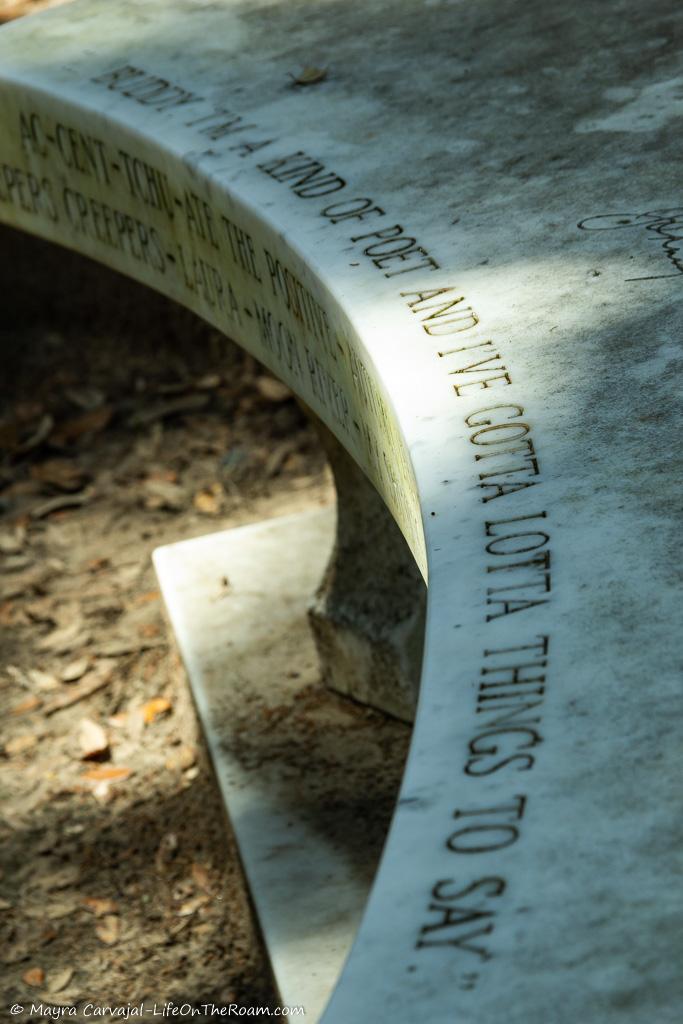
[307,417,426,723]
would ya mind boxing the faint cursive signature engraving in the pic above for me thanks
[578,209,683,281]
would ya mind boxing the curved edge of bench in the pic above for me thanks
[0,56,451,1020]
[0,68,428,582]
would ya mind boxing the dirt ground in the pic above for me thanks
[0,224,343,1016]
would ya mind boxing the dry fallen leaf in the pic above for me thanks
[193,922,214,937]
[264,439,298,478]
[22,965,45,987]
[142,479,185,512]
[11,694,42,715]
[142,697,172,724]
[128,392,209,427]
[30,488,95,520]
[255,375,292,402]
[179,744,197,769]
[4,733,38,756]
[4,942,32,965]
[191,862,212,893]
[0,1,70,24]
[5,664,27,686]
[124,707,145,741]
[82,896,119,917]
[9,565,42,597]
[86,557,110,573]
[291,65,328,86]
[27,668,60,691]
[16,413,53,454]
[166,744,197,772]
[44,899,80,920]
[1,553,32,572]
[61,657,89,683]
[107,712,128,729]
[39,925,57,946]
[195,373,221,389]
[24,598,57,623]
[51,405,112,445]
[177,894,208,917]
[33,863,80,891]
[64,385,105,410]
[82,765,131,783]
[0,525,26,554]
[0,601,18,626]
[137,622,160,638]
[47,966,75,993]
[91,781,116,803]
[193,488,221,515]
[155,832,179,872]
[79,718,109,760]
[95,914,120,945]
[37,617,89,655]
[0,562,61,601]
[44,660,115,715]
[0,478,41,500]
[23,901,79,925]
[146,467,179,483]
[168,917,193,940]
[96,637,164,656]
[35,990,78,1009]
[30,459,88,492]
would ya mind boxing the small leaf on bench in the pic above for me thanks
[291,66,327,86]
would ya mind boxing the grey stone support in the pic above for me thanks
[307,416,425,723]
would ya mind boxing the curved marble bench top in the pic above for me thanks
[1,1,681,1020]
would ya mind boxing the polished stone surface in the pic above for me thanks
[1,2,682,1020]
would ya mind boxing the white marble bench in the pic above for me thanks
[1,1,681,1020]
